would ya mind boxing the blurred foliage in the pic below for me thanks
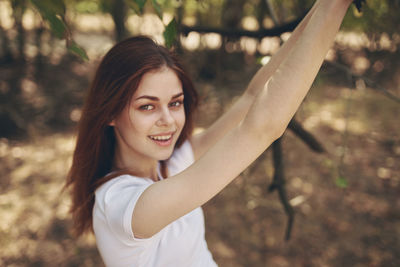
[335,176,349,188]
[342,0,400,35]
[1,1,400,265]
[2,0,395,59]
[30,0,88,59]
[73,0,101,13]
[30,0,66,39]
[163,17,178,47]
[26,0,178,54]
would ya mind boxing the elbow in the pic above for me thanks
[272,125,286,141]
[241,115,286,146]
[267,121,287,142]
[273,118,289,139]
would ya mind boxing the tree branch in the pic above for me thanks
[180,14,305,38]
[268,138,295,241]
[324,60,400,104]
[288,119,325,153]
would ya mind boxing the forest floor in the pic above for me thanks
[0,36,399,267]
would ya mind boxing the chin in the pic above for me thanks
[152,138,180,161]
[153,147,175,161]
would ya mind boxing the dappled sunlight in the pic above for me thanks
[203,33,222,49]
[181,32,201,51]
[0,1,13,29]
[74,14,115,33]
[0,134,103,266]
[301,83,400,138]
[336,32,372,50]
[303,103,368,136]
[336,32,400,52]
[213,241,236,259]
[75,33,114,59]
[240,37,258,55]
[1,1,400,265]
[0,78,398,266]
[259,37,281,55]
[241,16,258,31]
[352,55,371,74]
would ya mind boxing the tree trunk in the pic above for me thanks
[34,25,45,79]
[110,0,127,42]
[12,0,26,62]
[0,24,13,64]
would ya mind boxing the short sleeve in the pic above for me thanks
[167,140,195,176]
[95,175,160,245]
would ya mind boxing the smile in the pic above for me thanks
[149,134,172,141]
[148,132,175,147]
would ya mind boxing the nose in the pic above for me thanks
[156,107,174,127]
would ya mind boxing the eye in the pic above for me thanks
[169,100,183,108]
[139,104,155,111]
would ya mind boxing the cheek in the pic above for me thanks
[129,111,158,133]
[176,109,186,129]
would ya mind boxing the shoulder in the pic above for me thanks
[167,139,195,176]
[95,174,153,208]
[96,174,152,193]
[93,174,160,250]
[171,139,195,163]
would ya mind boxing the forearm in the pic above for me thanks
[245,0,320,97]
[131,0,352,239]
[190,0,321,158]
[193,0,320,153]
[244,0,352,136]
[134,126,270,237]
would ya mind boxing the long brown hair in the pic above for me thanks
[66,36,198,236]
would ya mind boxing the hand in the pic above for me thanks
[353,0,366,12]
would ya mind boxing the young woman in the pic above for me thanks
[66,0,353,266]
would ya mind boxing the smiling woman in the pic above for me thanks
[66,1,354,266]
[110,68,187,179]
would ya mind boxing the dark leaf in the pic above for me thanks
[335,176,348,188]
[68,41,89,61]
[31,0,66,16]
[163,18,178,48]
[126,0,147,14]
[31,0,67,38]
[353,0,366,12]
[152,0,163,19]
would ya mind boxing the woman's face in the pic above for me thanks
[111,67,186,164]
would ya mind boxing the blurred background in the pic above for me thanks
[0,0,399,266]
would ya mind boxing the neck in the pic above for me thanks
[113,145,159,181]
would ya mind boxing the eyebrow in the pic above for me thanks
[134,92,184,101]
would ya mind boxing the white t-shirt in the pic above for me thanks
[93,140,218,267]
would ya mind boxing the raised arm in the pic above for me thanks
[133,0,353,238]
[190,0,320,159]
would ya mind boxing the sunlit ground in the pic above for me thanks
[1,76,399,266]
[0,134,102,266]
[202,81,400,266]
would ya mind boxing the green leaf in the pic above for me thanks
[335,176,348,188]
[126,0,147,14]
[31,0,88,60]
[163,18,178,48]
[47,14,67,38]
[31,0,66,16]
[31,0,67,38]
[152,0,163,19]
[68,41,89,61]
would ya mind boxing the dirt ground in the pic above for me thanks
[0,38,399,266]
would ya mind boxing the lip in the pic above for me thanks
[148,131,175,147]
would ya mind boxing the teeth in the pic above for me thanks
[150,135,172,141]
